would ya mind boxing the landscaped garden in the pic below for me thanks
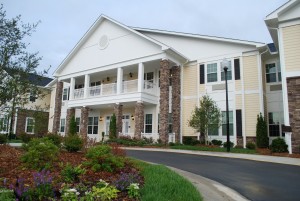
[0,133,203,201]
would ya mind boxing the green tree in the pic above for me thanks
[256,113,269,148]
[188,95,221,144]
[109,113,117,139]
[69,115,77,135]
[0,5,47,138]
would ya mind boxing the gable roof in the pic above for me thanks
[53,15,188,76]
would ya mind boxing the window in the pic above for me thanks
[29,91,36,102]
[60,118,65,133]
[145,114,152,133]
[0,116,9,133]
[221,61,232,81]
[26,117,35,133]
[105,116,111,136]
[76,117,80,133]
[266,63,281,83]
[62,88,69,101]
[268,112,284,137]
[207,63,218,83]
[88,117,98,134]
[144,72,154,89]
[222,111,233,136]
[168,113,172,133]
[90,81,101,86]
[208,126,219,136]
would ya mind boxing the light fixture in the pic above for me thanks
[99,116,103,121]
[131,115,134,121]
[107,77,110,81]
[129,72,133,78]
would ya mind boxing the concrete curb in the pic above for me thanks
[124,147,300,166]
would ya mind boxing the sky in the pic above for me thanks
[2,0,288,78]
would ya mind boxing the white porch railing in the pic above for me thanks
[122,80,138,93]
[74,88,84,99]
[102,83,117,96]
[144,80,157,94]
[89,86,101,97]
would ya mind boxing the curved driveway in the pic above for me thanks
[126,150,300,201]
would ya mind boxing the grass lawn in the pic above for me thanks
[170,145,257,154]
[133,160,203,201]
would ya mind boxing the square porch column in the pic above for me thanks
[114,103,123,137]
[65,108,75,135]
[52,81,63,133]
[84,74,90,98]
[138,63,144,93]
[134,101,144,139]
[159,59,170,144]
[69,77,75,100]
[171,66,181,143]
[117,67,123,94]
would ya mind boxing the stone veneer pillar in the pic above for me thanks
[159,59,170,144]
[171,66,181,143]
[52,81,63,133]
[65,108,75,135]
[80,107,89,141]
[287,77,300,153]
[114,104,123,137]
[134,101,144,139]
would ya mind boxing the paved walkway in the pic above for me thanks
[125,147,300,201]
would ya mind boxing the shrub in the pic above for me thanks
[246,142,256,150]
[109,113,117,139]
[0,187,15,200]
[183,137,194,145]
[21,138,59,170]
[69,116,77,135]
[127,183,140,199]
[169,142,175,146]
[211,139,222,146]
[256,113,269,148]
[0,134,7,144]
[113,172,142,191]
[85,145,124,172]
[19,132,33,143]
[64,134,83,152]
[45,133,62,147]
[110,143,126,157]
[61,163,86,183]
[223,141,234,149]
[270,138,288,153]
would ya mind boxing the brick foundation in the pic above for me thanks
[80,107,89,141]
[159,59,170,144]
[114,104,123,137]
[65,108,75,135]
[171,66,181,143]
[52,81,63,133]
[287,77,300,153]
[134,102,144,139]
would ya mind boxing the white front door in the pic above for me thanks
[122,115,130,135]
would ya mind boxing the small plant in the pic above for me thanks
[0,135,7,144]
[85,145,124,172]
[21,138,59,170]
[169,142,175,146]
[211,139,222,146]
[0,187,15,200]
[223,141,234,149]
[19,132,33,143]
[45,132,62,147]
[61,163,86,183]
[246,142,256,150]
[91,184,119,201]
[113,172,142,191]
[11,177,29,200]
[64,134,83,152]
[270,138,288,153]
[127,183,140,199]
[60,187,80,201]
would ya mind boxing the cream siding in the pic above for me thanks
[183,64,197,96]
[235,80,242,91]
[243,55,259,91]
[244,94,260,137]
[282,24,300,73]
[182,98,197,136]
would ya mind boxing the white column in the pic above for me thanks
[138,63,144,93]
[117,67,123,94]
[69,77,75,100]
[84,74,90,98]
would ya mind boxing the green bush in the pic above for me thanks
[223,141,234,148]
[256,113,269,148]
[19,132,33,143]
[45,133,62,147]
[61,163,86,183]
[21,138,59,170]
[85,145,124,172]
[211,139,222,146]
[64,134,83,152]
[0,187,15,200]
[183,137,200,145]
[0,134,7,144]
[246,142,256,150]
[109,113,117,139]
[270,138,288,153]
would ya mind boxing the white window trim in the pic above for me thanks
[60,118,66,133]
[265,62,281,84]
[25,117,35,134]
[144,114,153,134]
[88,116,99,135]
[205,58,234,84]
[62,88,69,101]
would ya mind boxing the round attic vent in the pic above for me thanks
[99,35,109,50]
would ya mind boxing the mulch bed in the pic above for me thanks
[256,148,300,158]
[0,145,142,200]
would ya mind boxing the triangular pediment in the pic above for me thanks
[55,16,166,77]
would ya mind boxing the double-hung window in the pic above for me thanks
[62,88,69,101]
[221,61,232,81]
[266,63,281,83]
[268,112,284,137]
[88,117,98,134]
[145,114,153,133]
[0,116,9,133]
[222,111,233,136]
[60,118,65,133]
[26,117,35,134]
[207,63,218,83]
[76,117,80,133]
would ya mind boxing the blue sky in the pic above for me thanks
[2,0,287,77]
